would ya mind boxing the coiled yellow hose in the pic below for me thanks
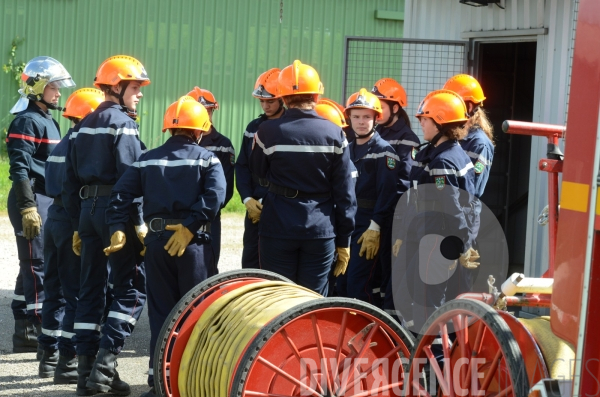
[178,281,321,397]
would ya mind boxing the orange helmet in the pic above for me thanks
[187,87,219,110]
[345,88,382,117]
[371,78,407,108]
[94,55,150,87]
[162,96,212,133]
[415,90,469,125]
[62,88,104,120]
[443,74,486,105]
[253,68,281,99]
[277,60,324,97]
[315,99,348,128]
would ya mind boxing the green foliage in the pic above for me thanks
[1,37,26,161]
[0,160,10,213]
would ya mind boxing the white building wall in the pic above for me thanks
[404,0,578,278]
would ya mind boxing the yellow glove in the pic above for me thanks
[357,229,380,260]
[21,207,42,240]
[459,247,481,269]
[103,231,126,256]
[164,224,194,257]
[392,239,403,257]
[72,231,82,256]
[333,247,350,277]
[135,224,148,256]
[244,198,263,224]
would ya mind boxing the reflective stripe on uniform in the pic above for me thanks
[61,331,76,339]
[205,146,235,154]
[244,131,255,139]
[27,303,43,310]
[13,294,26,301]
[255,134,347,155]
[148,368,153,376]
[411,159,425,168]
[7,133,60,144]
[42,328,62,337]
[465,151,491,166]
[133,158,220,169]
[388,139,420,147]
[47,155,66,163]
[362,151,400,161]
[107,311,138,325]
[74,322,102,331]
[351,171,358,178]
[71,126,139,139]
[425,162,474,177]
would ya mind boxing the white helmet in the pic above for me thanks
[10,56,76,114]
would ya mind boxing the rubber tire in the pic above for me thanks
[410,298,529,397]
[154,269,293,397]
[230,297,415,397]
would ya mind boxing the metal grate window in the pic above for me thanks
[342,37,469,137]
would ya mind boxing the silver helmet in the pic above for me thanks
[10,56,76,114]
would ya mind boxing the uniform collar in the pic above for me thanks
[284,108,319,118]
[202,126,220,143]
[463,126,482,141]
[428,139,458,159]
[27,100,53,119]
[379,117,407,132]
[97,100,131,115]
[169,134,197,145]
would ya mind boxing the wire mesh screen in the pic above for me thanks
[342,37,468,137]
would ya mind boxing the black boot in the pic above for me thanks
[12,319,38,353]
[140,387,157,397]
[54,354,78,384]
[86,348,130,396]
[76,355,97,396]
[38,349,58,378]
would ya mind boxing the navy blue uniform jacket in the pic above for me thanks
[45,128,74,221]
[350,132,399,227]
[106,134,226,245]
[199,126,234,208]
[460,126,494,198]
[236,114,270,202]
[62,102,146,231]
[7,101,61,200]
[250,108,357,247]
[376,118,420,193]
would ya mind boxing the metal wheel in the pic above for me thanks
[409,299,529,397]
[154,269,292,397]
[230,297,415,397]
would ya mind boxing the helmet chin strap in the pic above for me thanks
[110,81,137,120]
[39,97,64,111]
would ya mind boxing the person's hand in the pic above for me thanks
[333,247,351,277]
[164,224,194,257]
[459,247,480,269]
[392,239,403,257]
[357,229,380,260]
[136,224,148,256]
[21,207,42,239]
[104,231,126,256]
[72,231,82,256]
[244,198,263,224]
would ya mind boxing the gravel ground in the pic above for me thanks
[0,212,244,396]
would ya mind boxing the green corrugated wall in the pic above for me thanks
[1,0,404,151]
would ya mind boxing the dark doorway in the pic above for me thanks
[477,41,537,278]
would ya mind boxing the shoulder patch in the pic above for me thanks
[386,156,396,170]
[474,160,485,174]
[435,176,445,190]
[411,148,418,160]
[230,153,235,165]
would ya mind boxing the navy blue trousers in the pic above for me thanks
[145,234,216,386]
[259,236,334,296]
[7,188,52,324]
[211,212,221,268]
[241,214,260,269]
[37,206,81,356]
[74,197,146,357]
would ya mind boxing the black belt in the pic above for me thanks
[357,199,376,209]
[252,174,270,187]
[53,196,63,207]
[148,218,211,234]
[79,185,114,199]
[268,183,330,199]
